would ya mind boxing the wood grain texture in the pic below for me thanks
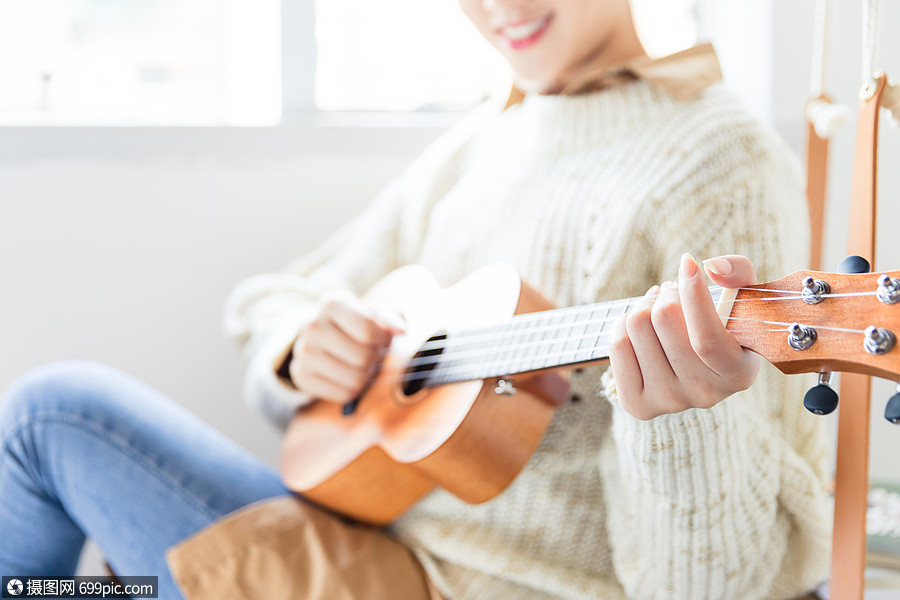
[281,264,568,525]
[281,262,900,526]
[728,269,900,381]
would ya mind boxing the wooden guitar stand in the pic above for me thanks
[814,73,890,599]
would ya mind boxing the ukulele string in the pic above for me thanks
[383,330,801,410]
[723,316,867,334]
[371,315,873,386]
[411,289,878,354]
[730,291,877,301]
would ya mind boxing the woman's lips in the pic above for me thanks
[497,15,553,50]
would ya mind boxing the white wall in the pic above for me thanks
[0,126,444,466]
[0,126,446,574]
[3,0,900,573]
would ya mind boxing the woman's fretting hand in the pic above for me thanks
[608,254,761,420]
[288,290,404,404]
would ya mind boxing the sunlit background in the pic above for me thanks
[0,0,696,123]
[0,0,280,124]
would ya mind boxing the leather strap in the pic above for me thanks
[830,73,887,600]
[804,95,831,271]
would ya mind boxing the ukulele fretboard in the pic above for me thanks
[420,287,725,387]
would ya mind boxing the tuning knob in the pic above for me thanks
[839,255,871,274]
[804,372,839,415]
[885,384,900,425]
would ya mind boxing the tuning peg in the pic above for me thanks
[877,274,900,304]
[839,255,871,274]
[885,384,900,425]
[804,372,839,415]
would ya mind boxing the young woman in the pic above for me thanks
[0,0,830,598]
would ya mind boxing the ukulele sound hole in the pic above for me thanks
[402,332,446,396]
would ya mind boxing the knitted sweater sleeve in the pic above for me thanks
[597,128,832,599]
[221,110,486,431]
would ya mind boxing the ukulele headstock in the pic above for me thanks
[727,270,900,380]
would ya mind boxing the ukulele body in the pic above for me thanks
[280,264,571,525]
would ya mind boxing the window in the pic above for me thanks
[0,0,280,125]
[0,0,699,125]
[313,0,508,112]
[632,0,698,59]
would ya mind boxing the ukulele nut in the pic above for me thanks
[788,323,818,351]
[864,326,896,356]
[801,276,831,304]
[877,275,900,304]
[494,378,517,396]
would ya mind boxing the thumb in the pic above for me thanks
[702,255,757,288]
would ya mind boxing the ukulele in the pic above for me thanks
[280,262,900,525]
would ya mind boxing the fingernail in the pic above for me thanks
[645,285,660,297]
[703,257,733,276]
[679,253,698,279]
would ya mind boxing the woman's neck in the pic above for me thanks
[521,9,647,96]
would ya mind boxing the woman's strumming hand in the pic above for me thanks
[289,290,404,404]
[608,253,761,421]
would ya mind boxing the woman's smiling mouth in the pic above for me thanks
[497,14,554,50]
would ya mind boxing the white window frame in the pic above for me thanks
[278,0,473,129]
[281,0,317,117]
[0,0,780,132]
[0,0,468,130]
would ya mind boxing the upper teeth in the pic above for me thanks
[501,17,548,41]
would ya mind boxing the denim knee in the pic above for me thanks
[0,360,123,439]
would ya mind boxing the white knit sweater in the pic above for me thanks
[223,81,832,600]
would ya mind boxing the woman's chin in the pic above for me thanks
[508,61,565,93]
[512,72,564,95]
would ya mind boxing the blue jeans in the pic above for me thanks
[0,360,291,599]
